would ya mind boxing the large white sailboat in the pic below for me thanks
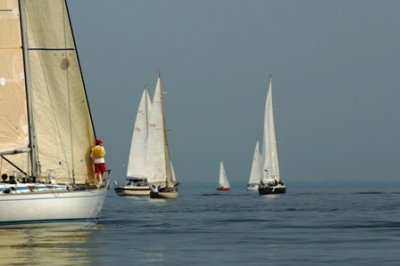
[0,0,109,224]
[217,161,230,191]
[147,73,178,199]
[246,141,261,191]
[115,89,151,196]
[258,78,286,194]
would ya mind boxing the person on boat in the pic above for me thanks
[8,175,17,184]
[91,138,106,187]
[151,184,158,192]
[1,174,8,183]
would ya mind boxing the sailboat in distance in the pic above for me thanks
[0,0,109,224]
[247,141,261,191]
[217,161,230,191]
[147,72,178,199]
[258,78,286,195]
[115,88,151,196]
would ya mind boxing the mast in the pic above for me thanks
[18,0,38,177]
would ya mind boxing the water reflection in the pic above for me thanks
[0,222,100,265]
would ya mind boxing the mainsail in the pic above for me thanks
[248,140,261,185]
[219,161,230,188]
[126,88,151,179]
[261,79,280,183]
[146,74,174,186]
[0,0,96,184]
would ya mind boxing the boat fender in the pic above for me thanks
[3,188,11,194]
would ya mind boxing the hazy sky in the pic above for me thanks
[68,0,400,185]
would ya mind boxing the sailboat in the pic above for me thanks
[147,73,178,199]
[0,0,109,224]
[246,141,261,191]
[258,78,286,195]
[115,88,151,196]
[217,161,230,191]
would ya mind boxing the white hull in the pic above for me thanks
[0,188,108,224]
[114,186,150,196]
[157,191,178,199]
[246,184,259,191]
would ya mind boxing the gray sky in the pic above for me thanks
[68,0,400,185]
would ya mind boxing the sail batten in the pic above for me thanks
[28,48,75,51]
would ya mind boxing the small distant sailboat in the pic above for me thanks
[115,89,151,196]
[0,0,109,224]
[258,78,286,195]
[217,161,230,191]
[147,73,178,199]
[246,141,261,191]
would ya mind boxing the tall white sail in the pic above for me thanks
[261,79,280,182]
[126,88,151,179]
[248,140,261,185]
[146,74,173,185]
[219,161,230,187]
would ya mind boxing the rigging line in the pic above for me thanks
[1,156,30,177]
[25,1,71,176]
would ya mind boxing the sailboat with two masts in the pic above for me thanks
[115,88,151,196]
[0,0,109,224]
[147,73,178,199]
[258,78,286,194]
[247,141,261,191]
[217,161,231,191]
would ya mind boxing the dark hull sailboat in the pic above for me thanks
[258,183,286,195]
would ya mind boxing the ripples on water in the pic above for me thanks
[1,184,400,265]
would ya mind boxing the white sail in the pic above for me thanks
[170,161,177,183]
[146,74,173,186]
[248,140,261,185]
[219,161,230,187]
[261,78,280,183]
[126,88,151,179]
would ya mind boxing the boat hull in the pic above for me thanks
[0,188,108,225]
[150,188,178,199]
[114,186,150,196]
[258,184,286,195]
[217,186,230,191]
[246,184,259,191]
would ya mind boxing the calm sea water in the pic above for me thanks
[1,181,400,266]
